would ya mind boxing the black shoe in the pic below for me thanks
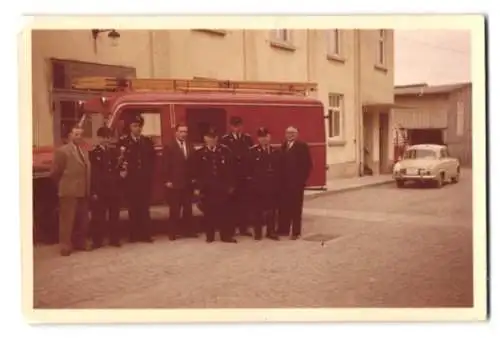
[109,242,122,247]
[92,242,102,250]
[290,235,300,240]
[266,234,280,241]
[74,245,91,252]
[222,238,238,243]
[60,248,72,256]
[254,236,262,241]
[143,237,154,243]
[239,231,253,237]
[183,233,199,238]
[129,237,140,243]
[206,238,214,243]
[169,235,177,241]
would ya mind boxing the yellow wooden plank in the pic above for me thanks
[71,76,317,95]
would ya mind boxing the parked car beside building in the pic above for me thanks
[392,144,460,188]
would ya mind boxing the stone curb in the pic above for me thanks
[304,179,394,201]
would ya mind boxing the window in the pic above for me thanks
[272,29,292,43]
[58,100,93,140]
[456,100,465,136]
[327,29,341,56]
[403,149,437,160]
[327,93,344,139]
[377,29,386,65]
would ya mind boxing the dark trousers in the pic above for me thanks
[252,191,277,239]
[90,194,120,245]
[254,209,277,239]
[126,184,152,241]
[167,187,194,236]
[230,181,250,234]
[278,186,305,236]
[202,192,232,241]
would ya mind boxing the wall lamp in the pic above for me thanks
[91,29,120,52]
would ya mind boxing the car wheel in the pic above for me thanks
[451,167,460,183]
[434,173,444,188]
[396,180,405,188]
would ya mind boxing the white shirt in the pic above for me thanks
[287,141,295,149]
[177,139,187,158]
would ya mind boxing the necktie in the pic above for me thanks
[75,144,86,164]
[180,140,187,158]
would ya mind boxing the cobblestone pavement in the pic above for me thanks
[33,170,474,309]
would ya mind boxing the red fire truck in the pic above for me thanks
[32,77,327,243]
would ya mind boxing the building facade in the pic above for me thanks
[31,29,395,178]
[393,83,472,166]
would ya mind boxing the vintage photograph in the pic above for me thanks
[26,18,485,317]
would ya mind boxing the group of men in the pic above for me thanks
[49,114,312,256]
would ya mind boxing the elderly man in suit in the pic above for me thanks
[50,125,91,256]
[163,123,198,240]
[277,126,313,240]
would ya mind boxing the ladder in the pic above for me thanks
[71,77,317,96]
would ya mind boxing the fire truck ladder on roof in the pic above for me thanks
[71,77,317,96]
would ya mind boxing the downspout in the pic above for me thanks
[242,30,247,80]
[306,29,311,82]
[354,30,362,176]
[149,31,155,77]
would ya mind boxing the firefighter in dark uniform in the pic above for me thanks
[220,116,254,237]
[89,126,123,248]
[247,128,281,241]
[118,114,156,243]
[192,127,238,243]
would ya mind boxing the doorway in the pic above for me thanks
[407,128,444,146]
[378,112,390,174]
[186,107,228,145]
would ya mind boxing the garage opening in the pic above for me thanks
[407,128,444,146]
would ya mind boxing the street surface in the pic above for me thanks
[33,170,473,308]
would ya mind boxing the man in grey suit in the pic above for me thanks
[50,125,91,256]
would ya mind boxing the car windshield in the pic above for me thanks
[404,149,437,159]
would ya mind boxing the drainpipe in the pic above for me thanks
[354,30,362,176]
[306,29,311,82]
[242,30,247,80]
[149,31,155,77]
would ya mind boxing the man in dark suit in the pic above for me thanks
[118,114,156,243]
[163,123,197,240]
[89,126,122,249]
[192,128,237,243]
[247,127,281,241]
[277,126,313,240]
[220,116,254,237]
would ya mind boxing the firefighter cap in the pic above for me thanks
[203,127,218,138]
[256,127,270,137]
[97,126,112,138]
[125,113,144,127]
[229,116,243,126]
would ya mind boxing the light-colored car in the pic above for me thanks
[392,144,460,188]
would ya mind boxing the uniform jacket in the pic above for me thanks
[191,144,235,193]
[117,134,156,182]
[89,144,121,197]
[220,132,253,177]
[50,142,91,198]
[281,140,313,187]
[247,144,282,194]
[162,138,195,189]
